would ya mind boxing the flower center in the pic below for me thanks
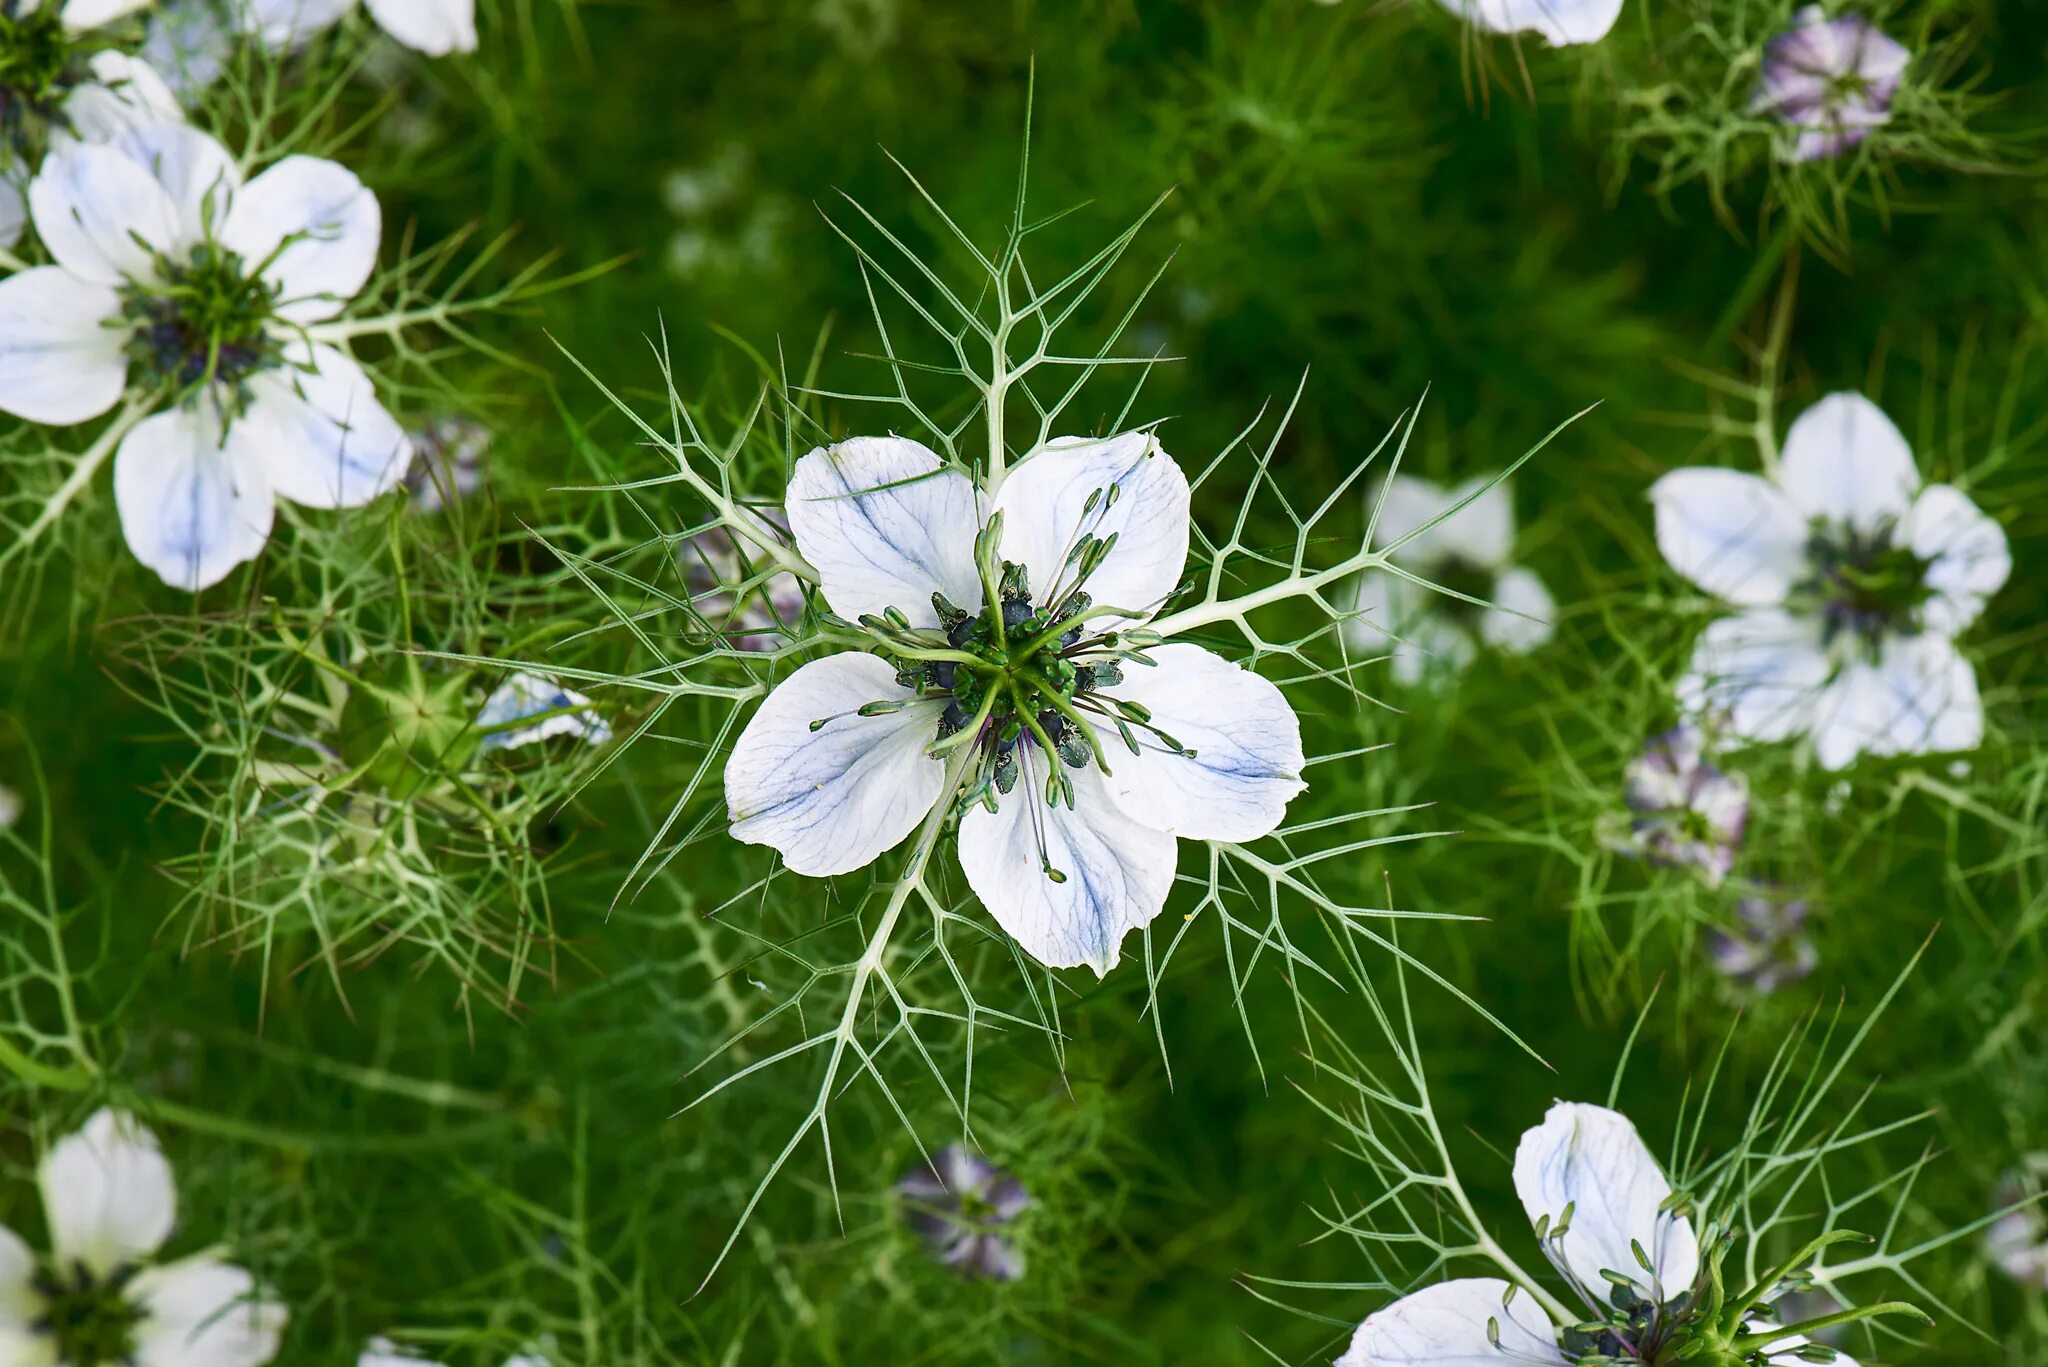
[121,244,284,402]
[1797,520,1931,655]
[33,1262,144,1365]
[0,5,72,140]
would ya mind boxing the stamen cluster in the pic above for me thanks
[1797,519,1932,655]
[34,1259,145,1363]
[121,243,285,401]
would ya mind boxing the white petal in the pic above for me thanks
[242,343,410,507]
[1648,468,1807,607]
[0,1225,41,1332]
[114,404,277,591]
[38,1108,177,1277]
[62,0,153,27]
[1371,474,1511,570]
[1338,1278,1566,1367]
[1097,643,1304,842]
[0,172,25,250]
[1676,608,1829,745]
[107,123,243,247]
[0,1326,55,1367]
[1512,1101,1700,1301]
[61,54,185,146]
[993,432,1190,625]
[956,750,1176,975]
[356,1340,442,1367]
[1903,484,2009,636]
[240,0,357,47]
[476,672,610,749]
[143,2,239,97]
[1810,634,1983,770]
[1438,0,1624,44]
[29,142,182,284]
[0,266,128,425]
[1778,392,1920,532]
[223,156,380,323]
[363,0,476,53]
[1478,565,1555,654]
[130,1256,289,1367]
[725,653,947,877]
[784,436,982,628]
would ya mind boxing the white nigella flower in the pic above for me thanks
[240,0,477,57]
[476,672,611,751]
[1340,1102,1860,1367]
[140,1,237,97]
[679,515,806,652]
[1751,7,1909,163]
[1613,722,1749,886]
[0,781,20,828]
[358,1339,545,1367]
[897,1144,1029,1282]
[723,432,1307,975]
[0,120,409,590]
[1652,392,2010,771]
[1706,891,1818,995]
[1434,0,1623,47]
[1,1108,288,1366]
[1986,1155,2048,1291]
[1346,473,1555,686]
[403,414,489,513]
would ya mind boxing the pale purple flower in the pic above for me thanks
[1707,893,1818,994]
[896,1145,1028,1281]
[678,516,805,651]
[1753,7,1910,162]
[1986,1156,2048,1290]
[405,416,490,513]
[1617,723,1750,885]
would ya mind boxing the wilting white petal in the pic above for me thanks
[1097,643,1304,842]
[38,1108,178,1277]
[1512,1101,1700,1301]
[364,0,476,53]
[130,1256,288,1367]
[726,653,946,877]
[1676,608,1829,745]
[1436,0,1623,44]
[1338,1278,1567,1367]
[784,436,982,628]
[0,266,128,424]
[243,343,410,508]
[1778,392,1920,533]
[1371,473,1514,571]
[62,0,154,27]
[108,122,243,248]
[957,751,1176,976]
[477,672,610,750]
[1479,564,1555,654]
[114,405,277,591]
[223,156,380,323]
[1649,468,1806,607]
[1902,484,2009,637]
[62,53,184,145]
[993,432,1190,624]
[29,143,181,285]
[1810,633,1983,770]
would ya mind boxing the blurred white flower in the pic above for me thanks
[358,1339,546,1367]
[1345,473,1555,686]
[0,1108,288,1366]
[1752,7,1909,162]
[477,672,612,751]
[1706,892,1819,995]
[1434,0,1623,47]
[1986,1155,2048,1290]
[1613,722,1749,885]
[239,0,476,57]
[0,782,20,829]
[724,433,1306,975]
[679,516,805,651]
[141,0,240,97]
[404,415,490,513]
[1652,392,2009,770]
[1340,1102,1858,1366]
[0,122,407,590]
[897,1145,1029,1281]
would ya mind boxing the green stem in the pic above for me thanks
[1729,1301,1932,1352]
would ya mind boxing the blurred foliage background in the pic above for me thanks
[4,0,2047,1361]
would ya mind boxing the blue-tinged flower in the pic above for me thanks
[0,1109,288,1366]
[1753,7,1909,162]
[897,1145,1029,1282]
[238,0,475,57]
[476,672,611,751]
[1617,723,1749,886]
[0,122,407,590]
[1707,893,1818,995]
[1652,393,2009,770]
